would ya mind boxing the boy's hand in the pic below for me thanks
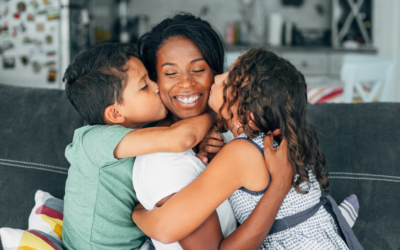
[196,131,225,163]
[263,129,293,192]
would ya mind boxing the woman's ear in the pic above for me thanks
[104,105,125,125]
[247,112,261,131]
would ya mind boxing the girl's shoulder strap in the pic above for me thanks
[234,137,264,158]
[234,136,270,195]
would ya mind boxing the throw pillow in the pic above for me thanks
[0,190,65,250]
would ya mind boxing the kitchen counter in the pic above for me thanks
[225,45,377,53]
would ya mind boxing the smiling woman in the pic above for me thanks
[156,36,214,121]
[138,13,225,122]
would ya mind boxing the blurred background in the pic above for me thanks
[0,0,399,103]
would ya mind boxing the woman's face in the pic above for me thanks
[156,36,214,121]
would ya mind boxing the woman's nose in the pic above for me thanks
[178,73,194,88]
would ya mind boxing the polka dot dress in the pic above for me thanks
[228,133,349,250]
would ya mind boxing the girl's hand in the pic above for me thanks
[196,131,225,163]
[263,129,293,192]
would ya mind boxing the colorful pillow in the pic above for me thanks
[0,190,65,250]
[307,85,344,104]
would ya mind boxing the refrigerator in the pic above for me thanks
[0,0,70,89]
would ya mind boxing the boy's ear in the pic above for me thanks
[104,105,125,125]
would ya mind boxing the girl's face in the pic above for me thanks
[208,59,238,120]
[208,71,230,119]
[156,36,214,121]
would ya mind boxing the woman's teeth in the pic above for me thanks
[175,95,201,104]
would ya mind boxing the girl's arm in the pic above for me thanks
[132,132,292,247]
[114,109,215,158]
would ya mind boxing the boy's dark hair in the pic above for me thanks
[138,12,225,81]
[63,43,139,125]
[217,48,328,194]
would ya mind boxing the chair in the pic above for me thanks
[341,54,396,103]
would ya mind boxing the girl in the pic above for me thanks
[209,48,363,249]
[133,47,363,249]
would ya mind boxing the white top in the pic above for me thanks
[132,132,236,250]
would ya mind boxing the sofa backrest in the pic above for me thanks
[0,83,83,231]
[308,103,400,250]
[0,83,399,249]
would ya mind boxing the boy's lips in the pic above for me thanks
[173,93,203,107]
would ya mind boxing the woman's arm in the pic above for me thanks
[114,109,215,158]
[132,131,292,246]
[176,180,289,250]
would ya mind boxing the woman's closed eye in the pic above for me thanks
[165,72,178,76]
[192,69,205,73]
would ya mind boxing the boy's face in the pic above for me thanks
[118,57,167,128]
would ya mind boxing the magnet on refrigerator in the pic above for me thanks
[3,56,16,69]
[17,2,26,12]
[47,69,56,82]
[32,60,41,72]
[36,23,44,31]
[20,55,29,65]
[27,14,34,21]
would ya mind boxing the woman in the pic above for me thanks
[132,13,291,250]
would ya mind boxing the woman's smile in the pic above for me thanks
[174,93,203,106]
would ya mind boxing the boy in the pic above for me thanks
[62,43,215,250]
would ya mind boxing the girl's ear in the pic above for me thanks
[104,105,125,125]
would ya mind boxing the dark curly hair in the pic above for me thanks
[138,12,225,81]
[63,43,139,125]
[217,48,328,193]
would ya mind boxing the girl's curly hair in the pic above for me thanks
[216,48,328,193]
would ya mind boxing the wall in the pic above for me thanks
[373,0,400,102]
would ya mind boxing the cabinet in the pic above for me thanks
[225,47,376,77]
[280,52,328,75]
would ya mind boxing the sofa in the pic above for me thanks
[0,82,399,249]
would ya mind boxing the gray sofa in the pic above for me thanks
[0,83,399,249]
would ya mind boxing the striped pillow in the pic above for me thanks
[0,190,65,250]
[307,85,344,104]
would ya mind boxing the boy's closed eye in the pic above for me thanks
[141,84,148,90]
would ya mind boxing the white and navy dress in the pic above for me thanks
[228,133,351,250]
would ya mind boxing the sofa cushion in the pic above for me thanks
[308,103,400,250]
[0,83,83,231]
[0,190,65,250]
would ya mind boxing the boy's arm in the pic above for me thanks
[114,109,216,159]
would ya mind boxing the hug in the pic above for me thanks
[61,13,362,250]
[1,12,382,250]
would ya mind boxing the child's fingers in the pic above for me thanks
[206,137,225,147]
[196,152,208,163]
[271,129,282,137]
[277,137,288,156]
[263,132,275,154]
[207,131,224,142]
